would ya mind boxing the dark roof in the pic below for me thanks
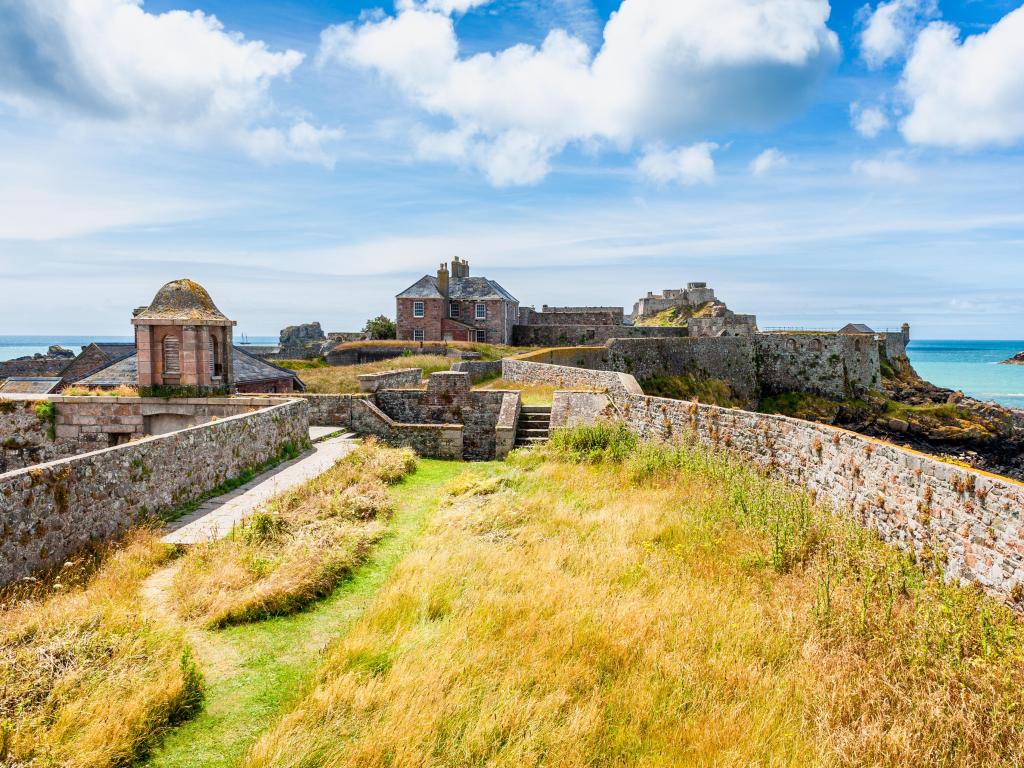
[396,275,518,302]
[78,355,138,387]
[78,346,304,391]
[95,342,138,358]
[839,323,875,334]
[134,279,231,322]
[232,346,305,391]
[0,377,63,394]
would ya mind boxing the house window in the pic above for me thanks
[475,330,486,342]
[450,301,460,318]
[163,336,180,375]
[413,301,425,318]
[475,303,486,320]
[413,329,425,341]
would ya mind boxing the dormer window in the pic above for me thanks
[413,301,425,318]
[450,301,460,319]
[475,303,486,320]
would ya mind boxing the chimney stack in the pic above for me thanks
[451,256,469,279]
[437,262,449,296]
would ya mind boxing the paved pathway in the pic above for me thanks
[163,432,358,545]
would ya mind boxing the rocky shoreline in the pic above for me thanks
[1000,351,1024,365]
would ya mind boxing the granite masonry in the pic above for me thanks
[0,399,309,587]
[357,368,423,393]
[510,358,1024,607]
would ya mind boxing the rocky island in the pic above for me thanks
[1001,351,1024,365]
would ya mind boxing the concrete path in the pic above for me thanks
[163,433,358,545]
[309,425,347,441]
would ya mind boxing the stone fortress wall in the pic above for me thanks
[506,330,885,403]
[508,357,1024,608]
[0,396,281,473]
[632,282,717,319]
[0,399,309,587]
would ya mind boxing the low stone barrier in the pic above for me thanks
[502,358,643,398]
[357,368,423,393]
[350,398,462,459]
[0,399,310,587]
[0,395,286,472]
[495,393,520,460]
[451,360,503,382]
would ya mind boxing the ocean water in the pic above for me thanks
[0,335,277,362]
[907,340,1024,410]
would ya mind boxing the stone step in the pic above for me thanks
[515,436,549,446]
[518,419,550,428]
[520,406,552,414]
[516,428,550,436]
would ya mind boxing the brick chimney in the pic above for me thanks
[437,262,449,297]
[451,256,469,279]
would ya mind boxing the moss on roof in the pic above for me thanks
[134,279,230,322]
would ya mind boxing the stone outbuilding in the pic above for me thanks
[132,279,236,393]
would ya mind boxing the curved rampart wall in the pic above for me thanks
[509,358,1024,605]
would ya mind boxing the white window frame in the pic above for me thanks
[413,329,425,341]
[475,329,486,343]
[475,302,486,320]
[450,301,460,319]
[412,301,425,318]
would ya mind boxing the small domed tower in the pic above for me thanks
[132,279,236,393]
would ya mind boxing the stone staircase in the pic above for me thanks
[515,406,551,448]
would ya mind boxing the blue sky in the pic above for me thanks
[1,0,1022,338]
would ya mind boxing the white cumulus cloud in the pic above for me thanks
[858,0,938,69]
[0,0,341,164]
[319,0,839,185]
[899,7,1024,149]
[750,148,788,175]
[638,143,718,186]
[852,153,918,182]
[850,103,890,138]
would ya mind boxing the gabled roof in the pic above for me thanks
[396,275,518,302]
[839,323,875,334]
[77,346,305,391]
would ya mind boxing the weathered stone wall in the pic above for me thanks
[1,396,278,471]
[502,358,643,397]
[495,393,520,459]
[327,343,449,366]
[755,333,880,399]
[612,391,1024,604]
[373,372,518,460]
[518,306,624,326]
[512,324,688,347]
[350,398,463,459]
[292,393,357,427]
[551,391,614,429]
[882,332,908,362]
[357,368,422,393]
[0,400,77,472]
[0,399,310,587]
[451,360,503,382]
[604,337,760,401]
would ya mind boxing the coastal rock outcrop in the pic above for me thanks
[279,322,327,359]
[1000,351,1024,365]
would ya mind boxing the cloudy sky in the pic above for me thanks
[1,0,1022,338]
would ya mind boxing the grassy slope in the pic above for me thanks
[144,459,483,768]
[291,355,453,394]
[245,430,1024,768]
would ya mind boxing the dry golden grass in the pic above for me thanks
[0,531,199,768]
[291,355,451,394]
[245,426,1024,768]
[171,440,418,628]
[60,385,140,397]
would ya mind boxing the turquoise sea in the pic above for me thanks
[2,336,1023,409]
[906,340,1024,410]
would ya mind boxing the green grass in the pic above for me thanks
[640,374,743,407]
[143,459,486,768]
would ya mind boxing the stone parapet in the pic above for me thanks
[501,358,643,397]
[0,399,309,587]
[357,368,423,393]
